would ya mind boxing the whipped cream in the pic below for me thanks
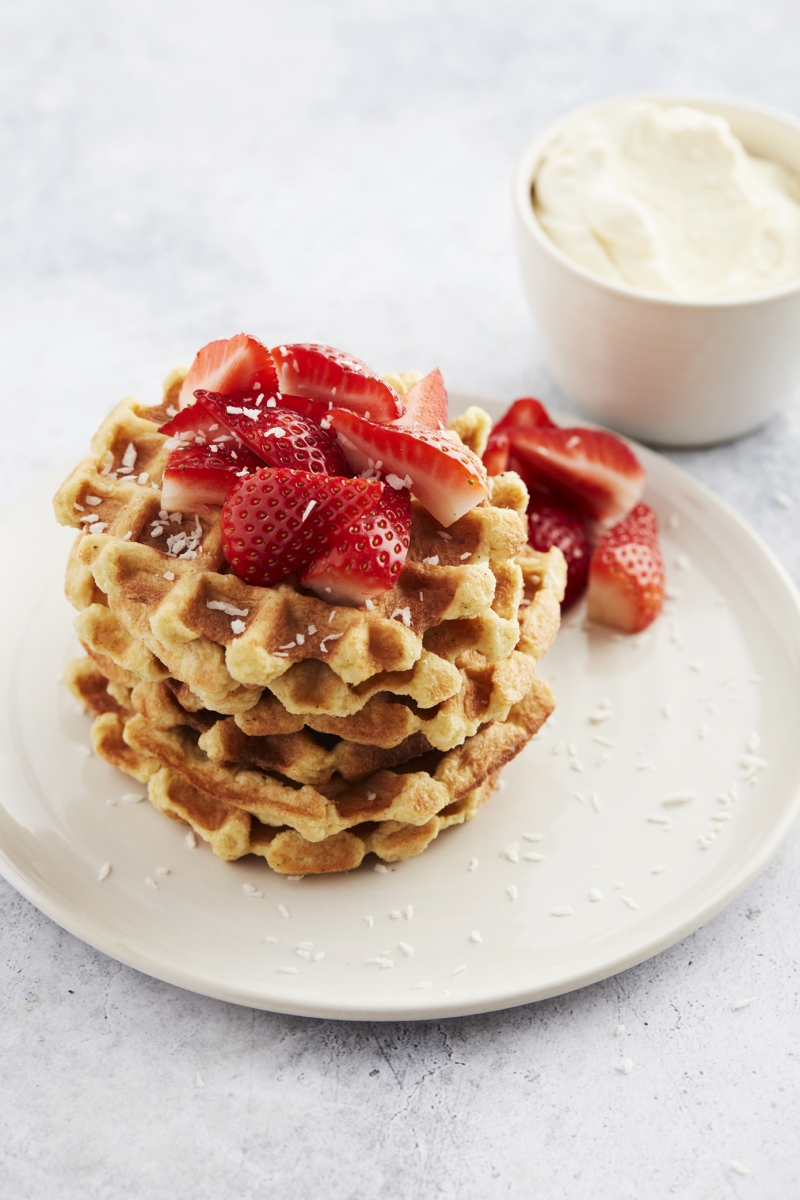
[533,102,800,298]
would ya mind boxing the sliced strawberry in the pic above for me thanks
[194,391,349,476]
[527,498,590,609]
[178,334,278,410]
[329,410,488,528]
[483,432,510,476]
[272,343,403,422]
[394,369,448,430]
[275,393,333,425]
[299,485,412,606]
[221,469,383,588]
[161,443,263,511]
[506,426,645,521]
[587,503,664,633]
[494,397,556,433]
[159,395,220,442]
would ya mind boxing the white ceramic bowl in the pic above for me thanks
[514,94,800,446]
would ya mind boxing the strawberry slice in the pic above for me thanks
[506,426,645,521]
[272,343,403,422]
[394,369,448,430]
[161,443,263,511]
[329,410,488,528]
[178,334,278,410]
[494,397,556,433]
[527,498,590,609]
[483,432,510,476]
[299,485,412,606]
[159,395,221,442]
[587,503,664,633]
[221,469,383,588]
[195,391,349,476]
[275,393,332,425]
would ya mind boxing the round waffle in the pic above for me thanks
[66,656,554,872]
[54,373,563,718]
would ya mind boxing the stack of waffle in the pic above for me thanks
[54,370,566,874]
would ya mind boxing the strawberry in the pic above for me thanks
[274,393,333,426]
[587,503,664,633]
[494,397,556,433]
[272,343,403,422]
[221,469,383,588]
[299,485,412,606]
[394,369,448,430]
[505,426,645,521]
[483,432,510,476]
[178,334,278,410]
[159,395,220,442]
[527,498,590,609]
[329,409,488,528]
[161,443,263,511]
[194,391,349,476]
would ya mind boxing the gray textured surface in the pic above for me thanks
[3,2,800,1196]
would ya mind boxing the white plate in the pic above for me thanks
[4,403,800,1020]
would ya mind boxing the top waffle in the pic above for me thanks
[54,369,565,722]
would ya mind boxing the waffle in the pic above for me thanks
[57,364,566,872]
[54,378,562,720]
[66,656,553,870]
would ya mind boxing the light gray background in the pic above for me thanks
[3,2,800,1197]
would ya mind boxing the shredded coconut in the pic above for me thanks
[319,633,343,652]
[206,600,249,617]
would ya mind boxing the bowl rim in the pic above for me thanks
[514,90,800,310]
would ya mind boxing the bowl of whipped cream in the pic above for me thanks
[514,95,800,445]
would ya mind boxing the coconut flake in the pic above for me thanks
[207,600,249,617]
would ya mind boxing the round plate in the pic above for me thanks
[4,401,800,1020]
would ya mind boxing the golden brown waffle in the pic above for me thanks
[71,562,558,747]
[54,375,563,719]
[66,656,553,869]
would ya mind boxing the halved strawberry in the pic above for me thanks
[178,334,278,410]
[494,397,556,433]
[299,485,412,606]
[329,410,488,528]
[272,343,403,422]
[195,391,349,476]
[394,369,448,430]
[161,443,263,511]
[527,498,590,609]
[221,469,383,588]
[587,503,664,633]
[506,426,645,521]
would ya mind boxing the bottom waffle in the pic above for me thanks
[66,656,554,872]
